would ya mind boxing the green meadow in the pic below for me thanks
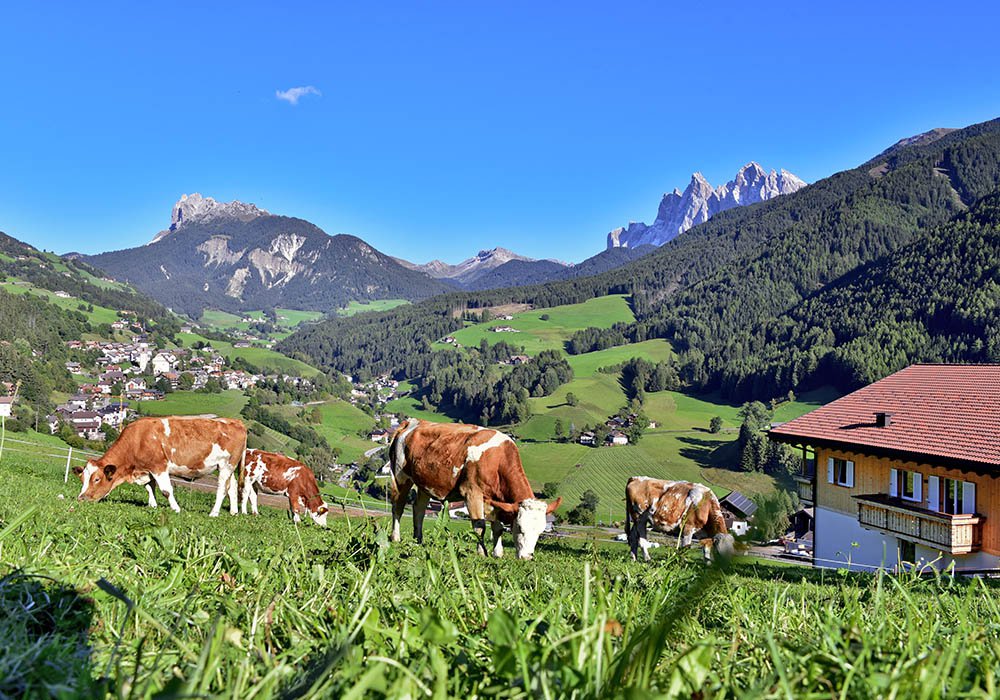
[175,331,320,376]
[136,389,249,418]
[336,298,410,316]
[2,444,997,698]
[0,279,122,326]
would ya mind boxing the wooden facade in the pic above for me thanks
[813,447,998,556]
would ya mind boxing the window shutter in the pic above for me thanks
[962,481,977,514]
[846,461,855,488]
[927,476,939,512]
[913,473,922,502]
[889,469,899,497]
[827,457,834,484]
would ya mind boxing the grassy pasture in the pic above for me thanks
[136,390,249,418]
[336,298,411,316]
[2,444,999,698]
[270,400,376,463]
[0,279,121,325]
[176,332,320,377]
[439,294,634,355]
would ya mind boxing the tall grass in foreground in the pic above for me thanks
[2,449,1000,698]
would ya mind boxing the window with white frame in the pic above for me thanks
[827,457,854,487]
[927,476,976,515]
[889,468,922,502]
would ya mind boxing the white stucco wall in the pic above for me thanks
[814,506,897,571]
[816,506,1000,573]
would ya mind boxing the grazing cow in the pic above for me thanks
[241,449,329,526]
[75,416,246,516]
[625,477,735,562]
[389,419,561,559]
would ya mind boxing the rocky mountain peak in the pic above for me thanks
[151,193,270,244]
[607,163,807,249]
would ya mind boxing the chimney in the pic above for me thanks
[875,412,894,428]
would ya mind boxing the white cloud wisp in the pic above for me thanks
[275,85,321,105]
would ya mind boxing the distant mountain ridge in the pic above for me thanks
[396,247,569,287]
[607,162,806,249]
[85,195,453,317]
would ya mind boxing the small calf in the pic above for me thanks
[241,449,329,526]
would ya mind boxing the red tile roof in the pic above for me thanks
[770,364,1000,470]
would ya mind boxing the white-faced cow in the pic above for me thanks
[241,449,329,526]
[625,477,735,562]
[388,419,561,560]
[75,416,246,516]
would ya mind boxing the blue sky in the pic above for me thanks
[1,2,999,263]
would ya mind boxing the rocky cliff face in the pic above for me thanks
[151,193,269,243]
[607,163,806,249]
[87,195,453,316]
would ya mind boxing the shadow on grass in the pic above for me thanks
[676,435,739,469]
[0,571,102,697]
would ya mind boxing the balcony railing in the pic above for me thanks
[792,467,815,504]
[854,494,984,555]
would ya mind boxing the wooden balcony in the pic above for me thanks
[855,494,984,555]
[792,468,815,505]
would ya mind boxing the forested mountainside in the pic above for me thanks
[279,118,1000,401]
[0,231,178,406]
[723,191,1000,396]
[1,233,175,326]
[85,208,454,317]
[463,245,658,291]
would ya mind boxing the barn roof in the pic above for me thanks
[769,364,1000,473]
[721,491,757,517]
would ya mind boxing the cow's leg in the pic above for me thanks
[240,476,252,514]
[209,468,228,517]
[631,507,653,562]
[412,490,431,544]
[491,519,505,558]
[390,476,412,543]
[466,493,489,557]
[226,465,239,515]
[152,471,181,513]
[145,481,158,508]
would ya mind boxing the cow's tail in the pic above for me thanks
[625,477,642,554]
[236,431,249,502]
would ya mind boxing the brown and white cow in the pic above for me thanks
[241,449,329,526]
[624,477,735,562]
[388,419,561,560]
[75,416,246,516]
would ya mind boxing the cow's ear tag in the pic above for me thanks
[104,464,117,478]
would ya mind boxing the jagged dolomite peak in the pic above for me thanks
[151,193,269,243]
[607,163,806,249]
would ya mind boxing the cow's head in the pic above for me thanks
[489,497,562,560]
[73,461,123,502]
[310,503,329,527]
[702,533,736,562]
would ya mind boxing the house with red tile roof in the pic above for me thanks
[769,364,1000,573]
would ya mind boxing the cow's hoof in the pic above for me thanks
[208,511,220,518]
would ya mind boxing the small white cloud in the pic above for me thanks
[275,85,321,106]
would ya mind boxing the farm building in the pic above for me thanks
[720,491,757,536]
[770,364,1000,573]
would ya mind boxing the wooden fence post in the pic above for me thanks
[64,447,73,483]
[0,416,5,462]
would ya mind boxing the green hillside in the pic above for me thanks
[377,292,829,512]
[175,332,320,377]
[281,117,1000,405]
